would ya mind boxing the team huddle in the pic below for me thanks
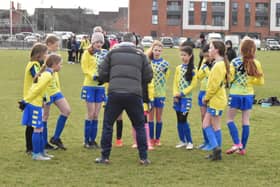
[19,27,264,165]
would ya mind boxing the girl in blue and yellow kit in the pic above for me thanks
[22,43,48,154]
[202,40,230,161]
[42,35,71,150]
[146,40,169,146]
[20,54,63,160]
[81,32,107,148]
[226,38,264,155]
[173,46,197,149]
[196,44,214,150]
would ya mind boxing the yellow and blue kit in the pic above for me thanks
[151,58,169,107]
[81,49,107,103]
[204,60,227,114]
[228,57,264,110]
[23,61,42,98]
[197,59,212,107]
[80,39,90,51]
[173,64,197,113]
[22,69,54,128]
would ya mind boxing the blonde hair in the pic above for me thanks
[34,54,62,83]
[145,40,163,60]
[45,34,59,45]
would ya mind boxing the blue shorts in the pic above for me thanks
[198,91,206,107]
[81,86,105,103]
[153,97,165,108]
[46,92,64,105]
[228,94,254,110]
[22,103,43,128]
[207,107,223,117]
[173,97,192,113]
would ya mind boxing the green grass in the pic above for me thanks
[0,48,279,186]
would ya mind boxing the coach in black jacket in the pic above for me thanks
[95,33,153,165]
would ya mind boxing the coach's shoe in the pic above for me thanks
[186,143,194,150]
[226,144,242,154]
[175,141,187,148]
[50,137,67,150]
[139,159,151,166]
[32,153,51,161]
[95,157,109,164]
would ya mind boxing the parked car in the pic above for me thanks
[178,37,188,46]
[24,35,38,43]
[266,40,280,50]
[207,33,223,42]
[141,36,153,47]
[160,37,174,48]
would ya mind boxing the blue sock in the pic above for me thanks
[227,121,240,144]
[183,122,192,143]
[42,121,48,147]
[40,132,44,153]
[155,122,162,139]
[202,128,208,144]
[53,115,67,140]
[177,123,185,142]
[32,132,41,154]
[241,125,250,149]
[215,129,222,147]
[84,120,91,144]
[91,120,98,142]
[148,122,154,139]
[204,126,218,149]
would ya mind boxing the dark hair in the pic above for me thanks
[240,39,262,77]
[30,43,48,61]
[180,46,194,82]
[197,44,210,69]
[211,41,230,88]
[33,54,62,83]
[200,33,205,39]
[123,33,136,43]
[225,40,233,48]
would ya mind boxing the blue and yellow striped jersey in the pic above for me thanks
[24,69,53,107]
[23,61,41,98]
[151,58,169,97]
[230,57,264,95]
[173,64,197,98]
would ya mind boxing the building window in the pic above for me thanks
[152,0,158,25]
[188,1,194,25]
[201,1,207,11]
[201,11,207,25]
[232,2,238,25]
[277,3,280,27]
[152,15,158,25]
[212,2,225,26]
[167,15,181,25]
[245,3,250,26]
[255,3,268,27]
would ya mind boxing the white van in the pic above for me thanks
[207,33,223,42]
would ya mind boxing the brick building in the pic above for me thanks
[129,0,280,39]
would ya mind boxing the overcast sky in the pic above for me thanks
[2,0,128,14]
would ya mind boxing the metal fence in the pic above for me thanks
[0,39,68,49]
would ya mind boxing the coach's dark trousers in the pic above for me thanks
[100,92,148,160]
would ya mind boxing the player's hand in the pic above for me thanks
[18,100,26,111]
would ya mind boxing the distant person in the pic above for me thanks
[66,37,73,64]
[95,33,153,165]
[20,43,48,155]
[225,40,237,62]
[79,35,90,63]
[226,38,264,156]
[173,46,197,150]
[93,26,110,50]
[181,38,195,49]
[19,54,63,160]
[146,40,170,147]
